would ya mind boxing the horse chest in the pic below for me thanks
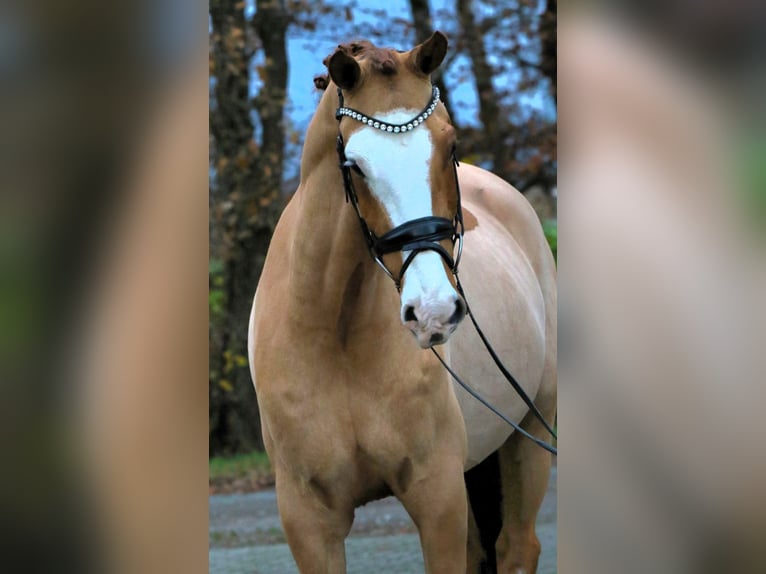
[263,353,453,487]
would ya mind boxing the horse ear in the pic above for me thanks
[413,31,448,76]
[328,50,361,90]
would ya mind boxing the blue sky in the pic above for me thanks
[238,0,555,179]
[266,0,475,125]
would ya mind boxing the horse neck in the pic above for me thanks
[287,92,398,334]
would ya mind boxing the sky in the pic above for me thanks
[269,0,481,128]
[240,0,555,179]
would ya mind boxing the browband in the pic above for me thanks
[336,86,441,134]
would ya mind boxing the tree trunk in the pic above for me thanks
[455,0,511,177]
[209,0,288,455]
[253,0,289,200]
[539,0,556,106]
[408,0,455,119]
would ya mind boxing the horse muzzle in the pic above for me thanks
[402,293,466,348]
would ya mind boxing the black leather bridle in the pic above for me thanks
[335,85,464,291]
[334,85,557,455]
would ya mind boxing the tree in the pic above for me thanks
[409,0,455,119]
[209,0,288,454]
[455,0,556,199]
[456,0,510,177]
[540,0,557,105]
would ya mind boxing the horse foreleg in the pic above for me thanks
[398,454,468,574]
[275,471,353,574]
[466,498,487,573]
[495,395,556,574]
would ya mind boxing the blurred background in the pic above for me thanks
[208,0,558,470]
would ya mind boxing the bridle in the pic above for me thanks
[335,85,464,292]
[334,84,558,455]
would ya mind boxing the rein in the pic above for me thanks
[334,86,557,455]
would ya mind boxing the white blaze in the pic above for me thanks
[344,109,458,332]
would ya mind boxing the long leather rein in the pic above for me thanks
[334,86,557,455]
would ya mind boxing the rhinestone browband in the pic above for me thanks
[336,86,440,133]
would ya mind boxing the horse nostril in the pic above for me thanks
[404,305,418,323]
[429,333,444,346]
[449,298,466,325]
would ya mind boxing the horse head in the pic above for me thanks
[326,32,467,348]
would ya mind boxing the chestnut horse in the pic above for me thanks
[248,32,556,573]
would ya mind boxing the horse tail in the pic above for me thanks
[465,449,503,573]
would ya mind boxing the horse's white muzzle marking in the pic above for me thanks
[400,251,466,348]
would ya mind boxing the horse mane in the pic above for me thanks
[314,39,400,91]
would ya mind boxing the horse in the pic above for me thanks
[248,32,556,574]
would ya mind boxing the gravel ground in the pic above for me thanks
[210,466,556,573]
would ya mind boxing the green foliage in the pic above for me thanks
[209,258,226,318]
[741,138,766,235]
[543,219,557,263]
[209,289,226,318]
[209,258,224,275]
[209,451,272,481]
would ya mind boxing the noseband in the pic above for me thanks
[335,86,464,291]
